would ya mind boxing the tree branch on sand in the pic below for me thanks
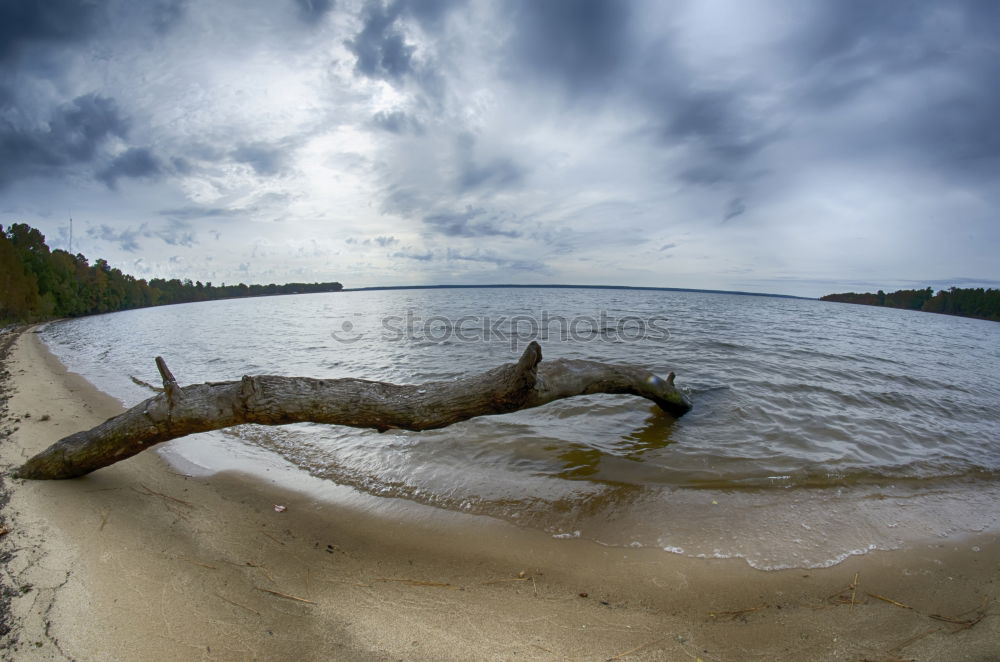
[15,342,692,480]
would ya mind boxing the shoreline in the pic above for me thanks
[1,328,998,660]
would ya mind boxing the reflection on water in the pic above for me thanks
[554,410,678,482]
[40,288,1000,569]
[616,409,679,458]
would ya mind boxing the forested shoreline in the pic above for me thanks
[821,287,1000,322]
[7,220,997,326]
[1,223,342,324]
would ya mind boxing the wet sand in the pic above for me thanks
[0,327,997,661]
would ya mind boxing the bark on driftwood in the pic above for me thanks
[15,342,691,480]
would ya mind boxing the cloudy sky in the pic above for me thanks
[1,0,998,297]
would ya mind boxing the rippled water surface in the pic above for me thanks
[41,288,1000,568]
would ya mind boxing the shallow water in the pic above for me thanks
[40,288,1000,568]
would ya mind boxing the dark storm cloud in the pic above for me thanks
[779,1,1000,176]
[0,0,186,67]
[150,0,188,34]
[47,94,129,159]
[786,0,947,104]
[344,0,457,96]
[634,57,779,186]
[507,0,632,98]
[346,1,415,82]
[898,49,1000,175]
[98,147,162,187]
[423,208,520,238]
[0,1,209,190]
[293,0,335,25]
[913,77,1000,172]
[504,1,773,186]
[0,0,104,63]
[0,93,129,188]
[499,0,999,194]
[664,92,774,161]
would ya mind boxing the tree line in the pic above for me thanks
[821,286,1000,322]
[1,223,343,324]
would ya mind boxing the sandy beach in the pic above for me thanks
[0,327,997,661]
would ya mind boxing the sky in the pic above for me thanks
[1,0,999,298]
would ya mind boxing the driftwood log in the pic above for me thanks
[15,342,691,480]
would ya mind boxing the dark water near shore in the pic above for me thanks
[40,288,1000,568]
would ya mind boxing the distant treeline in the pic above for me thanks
[821,287,1000,322]
[1,223,343,324]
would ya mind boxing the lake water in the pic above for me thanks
[39,288,1000,569]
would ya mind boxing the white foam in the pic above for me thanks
[552,530,581,539]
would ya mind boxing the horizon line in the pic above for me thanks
[339,283,812,300]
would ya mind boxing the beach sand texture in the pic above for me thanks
[1,328,997,661]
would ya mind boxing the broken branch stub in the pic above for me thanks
[15,342,692,480]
